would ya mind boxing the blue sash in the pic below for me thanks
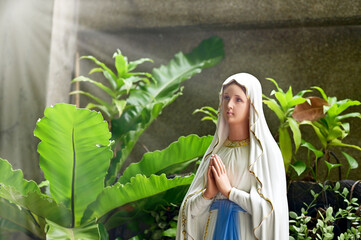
[209,199,246,240]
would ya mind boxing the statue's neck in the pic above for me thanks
[228,121,249,141]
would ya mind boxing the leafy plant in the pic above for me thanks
[0,104,213,239]
[91,134,213,234]
[306,87,361,151]
[262,78,309,172]
[1,37,224,239]
[262,78,361,181]
[71,50,154,119]
[132,205,179,240]
[193,106,218,125]
[289,182,361,240]
[338,225,361,240]
[292,86,361,181]
[93,36,224,185]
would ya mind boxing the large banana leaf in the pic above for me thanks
[34,104,113,227]
[45,219,108,240]
[103,184,190,230]
[118,134,213,184]
[0,158,72,227]
[107,97,181,185]
[0,158,40,196]
[0,186,72,227]
[107,36,224,185]
[81,174,193,224]
[0,198,44,239]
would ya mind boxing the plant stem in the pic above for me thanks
[71,128,76,228]
[329,151,342,180]
[324,150,330,181]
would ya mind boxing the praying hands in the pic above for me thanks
[204,154,232,199]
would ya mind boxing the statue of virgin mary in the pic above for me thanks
[176,73,289,240]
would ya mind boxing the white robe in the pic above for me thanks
[188,143,255,239]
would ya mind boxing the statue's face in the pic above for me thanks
[222,83,250,126]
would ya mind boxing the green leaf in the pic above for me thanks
[194,106,218,115]
[139,184,190,211]
[0,186,72,227]
[325,104,338,117]
[340,122,350,135]
[114,50,128,78]
[329,139,361,151]
[288,117,301,152]
[311,86,328,101]
[265,78,282,92]
[328,97,338,106]
[193,106,218,125]
[0,160,70,227]
[262,99,285,121]
[128,58,153,72]
[45,220,108,240]
[327,126,344,141]
[0,198,44,239]
[185,36,224,68]
[82,174,193,224]
[324,161,342,172]
[290,161,307,176]
[148,36,223,104]
[279,127,292,171]
[85,103,112,118]
[0,158,40,196]
[122,77,133,94]
[303,121,327,149]
[128,237,141,240]
[34,104,113,227]
[103,71,120,90]
[335,100,361,115]
[200,116,218,125]
[126,75,150,85]
[70,90,113,110]
[275,92,288,111]
[342,151,358,170]
[88,67,103,75]
[118,135,213,184]
[163,228,177,237]
[301,140,323,158]
[113,99,127,118]
[72,76,116,98]
[103,184,190,230]
[81,56,117,89]
[295,89,312,98]
[288,97,307,108]
[289,211,298,219]
[285,86,293,102]
[38,180,49,189]
[336,112,361,121]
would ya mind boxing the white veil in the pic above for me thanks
[176,73,289,240]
